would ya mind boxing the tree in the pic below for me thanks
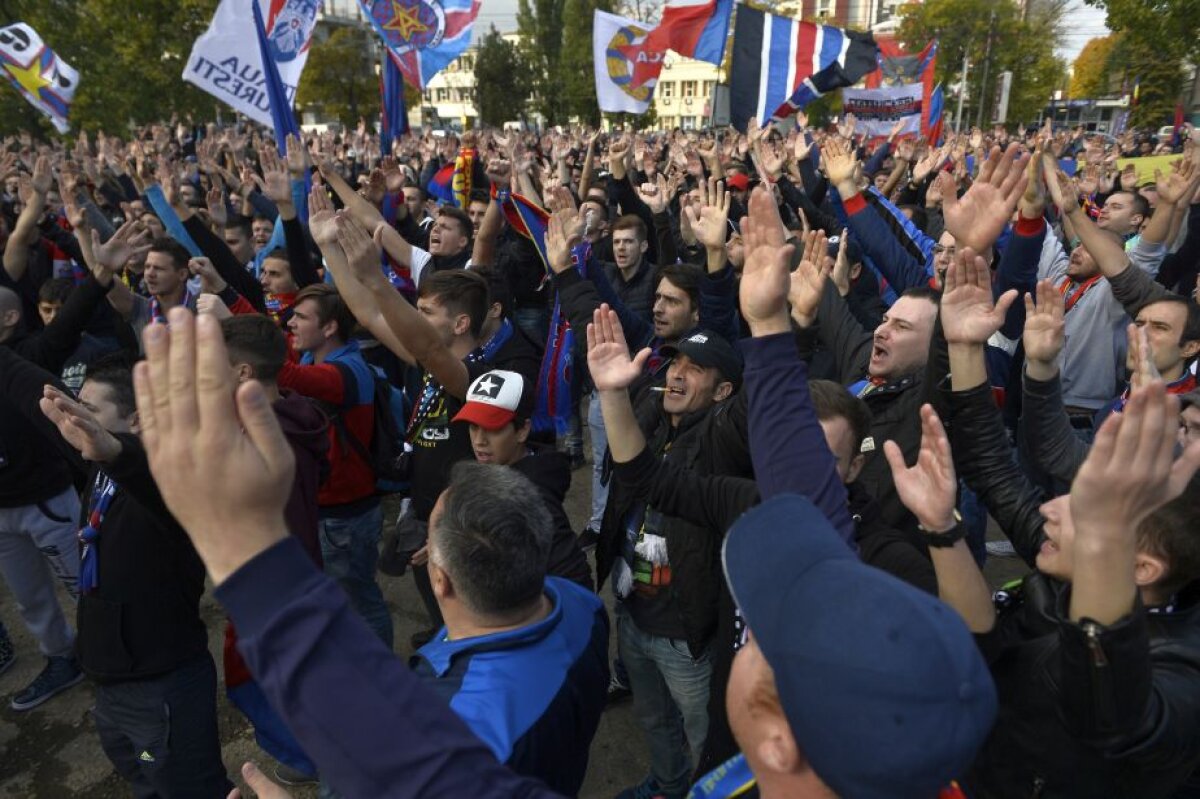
[297,27,378,128]
[1084,0,1191,127]
[898,0,1065,129]
[0,0,222,135]
[560,0,615,125]
[517,0,568,123]
[1069,34,1121,98]
[474,26,530,127]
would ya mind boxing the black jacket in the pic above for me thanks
[511,448,593,591]
[796,281,932,534]
[0,348,208,681]
[947,380,1200,799]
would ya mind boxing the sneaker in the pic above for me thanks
[10,656,84,711]
[273,762,318,786]
[615,775,683,799]
[0,632,14,678]
[577,528,600,552]
[986,540,1018,558]
[606,673,632,706]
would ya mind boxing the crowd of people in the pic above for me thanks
[0,111,1198,799]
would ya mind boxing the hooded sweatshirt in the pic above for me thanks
[512,447,593,591]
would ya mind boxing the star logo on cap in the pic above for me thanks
[472,374,505,399]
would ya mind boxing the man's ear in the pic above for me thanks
[452,313,472,337]
[515,418,532,445]
[128,410,141,436]
[713,380,734,403]
[430,559,453,602]
[1134,552,1167,591]
[639,239,649,255]
[1180,338,1200,360]
[845,452,866,484]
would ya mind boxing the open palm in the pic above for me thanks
[941,144,1028,253]
[586,306,648,392]
[940,248,1017,345]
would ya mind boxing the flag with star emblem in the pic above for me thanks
[358,0,482,91]
[593,10,660,115]
[0,24,79,134]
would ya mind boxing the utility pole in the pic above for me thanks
[955,49,969,133]
[974,9,997,128]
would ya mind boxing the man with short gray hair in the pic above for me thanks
[411,461,609,797]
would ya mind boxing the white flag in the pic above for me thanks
[182,0,318,127]
[594,10,662,115]
[0,23,79,134]
[841,84,925,140]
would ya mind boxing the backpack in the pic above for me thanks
[332,365,411,493]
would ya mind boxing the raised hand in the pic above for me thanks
[1022,278,1065,366]
[90,219,153,274]
[133,309,294,585]
[940,246,1018,345]
[821,136,858,190]
[188,256,226,294]
[253,147,293,207]
[586,304,650,392]
[335,212,385,284]
[316,156,385,229]
[884,404,957,532]
[307,183,339,246]
[206,184,228,228]
[30,155,52,195]
[830,229,852,297]
[196,293,233,320]
[1042,157,1075,211]
[39,386,122,463]
[939,143,1029,254]
[1126,323,1163,392]
[284,133,310,179]
[738,186,795,334]
[545,203,584,275]
[1155,158,1197,205]
[685,176,731,250]
[636,176,668,214]
[787,229,831,327]
[485,157,511,189]
[1018,145,1046,220]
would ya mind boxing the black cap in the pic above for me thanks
[661,329,744,389]
[826,233,863,266]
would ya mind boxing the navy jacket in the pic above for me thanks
[411,577,608,796]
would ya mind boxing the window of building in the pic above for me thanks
[703,81,715,98]
[661,82,675,98]
[436,88,449,102]
[682,116,697,130]
[816,0,835,17]
[682,80,697,98]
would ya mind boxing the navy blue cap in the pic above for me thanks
[722,495,997,799]
[826,233,863,266]
[661,329,744,389]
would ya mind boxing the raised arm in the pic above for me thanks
[588,304,652,464]
[3,157,51,282]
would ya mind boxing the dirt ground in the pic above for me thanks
[0,455,1028,798]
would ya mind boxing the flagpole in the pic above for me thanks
[954,49,969,134]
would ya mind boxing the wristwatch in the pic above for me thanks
[919,510,966,548]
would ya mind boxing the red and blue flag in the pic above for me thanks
[358,0,481,90]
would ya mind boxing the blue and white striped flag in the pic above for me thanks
[730,5,877,131]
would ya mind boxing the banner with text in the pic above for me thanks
[841,83,924,140]
[183,0,318,127]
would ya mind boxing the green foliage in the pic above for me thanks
[517,0,567,123]
[297,27,378,128]
[474,26,531,127]
[1084,0,1191,127]
[897,0,1066,128]
[0,0,222,136]
[560,0,615,125]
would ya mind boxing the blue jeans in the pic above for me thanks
[319,503,393,650]
[617,606,712,795]
[587,390,609,531]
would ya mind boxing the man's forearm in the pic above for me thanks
[1070,535,1137,625]
[1065,205,1127,278]
[598,388,645,464]
[948,342,988,391]
[929,542,996,632]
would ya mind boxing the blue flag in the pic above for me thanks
[380,53,409,155]
[252,1,300,156]
[358,0,481,90]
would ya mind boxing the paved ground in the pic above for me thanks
[0,455,1028,798]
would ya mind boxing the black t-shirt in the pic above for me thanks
[405,324,542,521]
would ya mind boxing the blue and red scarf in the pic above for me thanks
[78,474,118,593]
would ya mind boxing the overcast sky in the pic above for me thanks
[473,0,1110,63]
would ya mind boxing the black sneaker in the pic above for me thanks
[0,631,14,678]
[577,528,600,552]
[606,673,632,706]
[10,655,84,711]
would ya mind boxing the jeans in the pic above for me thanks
[617,606,712,795]
[587,390,609,531]
[0,486,80,658]
[319,503,393,650]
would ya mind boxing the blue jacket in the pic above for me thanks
[412,578,609,796]
[217,539,567,798]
